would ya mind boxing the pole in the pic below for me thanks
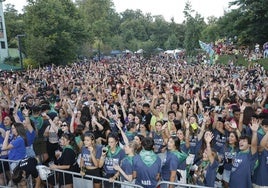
[17,34,25,70]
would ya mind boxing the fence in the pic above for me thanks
[0,158,143,188]
[0,158,211,188]
[157,181,212,188]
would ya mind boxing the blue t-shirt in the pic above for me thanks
[212,129,227,157]
[125,131,136,142]
[229,150,258,188]
[223,145,239,171]
[151,131,164,154]
[195,159,219,187]
[189,134,198,154]
[161,151,182,181]
[252,149,268,186]
[204,160,219,187]
[81,145,102,167]
[120,155,134,181]
[133,151,161,188]
[103,146,125,176]
[178,142,189,170]
[8,136,26,160]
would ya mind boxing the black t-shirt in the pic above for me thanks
[18,157,39,178]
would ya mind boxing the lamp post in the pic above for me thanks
[16,34,25,70]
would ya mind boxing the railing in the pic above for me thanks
[157,181,213,188]
[0,158,143,188]
[0,158,211,188]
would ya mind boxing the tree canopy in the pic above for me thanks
[3,0,268,66]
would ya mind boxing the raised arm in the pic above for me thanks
[204,131,215,164]
[250,118,260,155]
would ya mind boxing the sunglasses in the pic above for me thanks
[61,123,68,127]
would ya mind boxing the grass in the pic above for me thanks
[216,54,268,70]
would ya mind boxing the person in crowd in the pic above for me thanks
[149,120,167,154]
[133,134,144,154]
[2,123,27,171]
[229,118,259,188]
[113,141,137,188]
[252,118,268,187]
[43,112,60,162]
[160,135,188,188]
[49,133,79,188]
[99,132,125,188]
[133,137,161,188]
[191,131,219,187]
[220,130,239,188]
[12,157,41,188]
[176,119,190,184]
[80,131,102,188]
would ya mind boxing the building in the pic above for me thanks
[0,0,8,63]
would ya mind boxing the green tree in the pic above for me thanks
[24,0,88,65]
[183,1,206,56]
[227,0,268,45]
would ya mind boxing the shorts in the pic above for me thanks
[222,169,231,183]
[85,168,102,183]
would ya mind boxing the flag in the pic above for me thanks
[199,40,215,64]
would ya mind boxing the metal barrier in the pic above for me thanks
[157,181,213,188]
[0,158,143,188]
[0,158,212,188]
[45,168,144,188]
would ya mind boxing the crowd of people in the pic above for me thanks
[0,55,267,188]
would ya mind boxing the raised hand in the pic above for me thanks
[204,131,214,144]
[250,118,260,132]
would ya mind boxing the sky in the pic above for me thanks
[3,0,233,23]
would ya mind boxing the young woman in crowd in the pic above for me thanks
[43,112,60,162]
[80,131,102,188]
[49,133,79,188]
[160,135,188,188]
[176,119,190,184]
[149,120,167,154]
[133,134,144,154]
[113,141,137,188]
[2,123,27,171]
[222,131,239,188]
[192,131,219,187]
[98,133,125,188]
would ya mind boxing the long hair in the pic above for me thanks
[227,131,239,149]
[61,133,79,155]
[170,135,181,152]
[83,131,96,148]
[13,122,27,146]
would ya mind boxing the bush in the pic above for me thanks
[23,58,40,69]
[4,56,20,66]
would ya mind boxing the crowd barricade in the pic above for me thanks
[44,168,144,188]
[157,181,213,188]
[0,158,212,188]
[0,157,143,188]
